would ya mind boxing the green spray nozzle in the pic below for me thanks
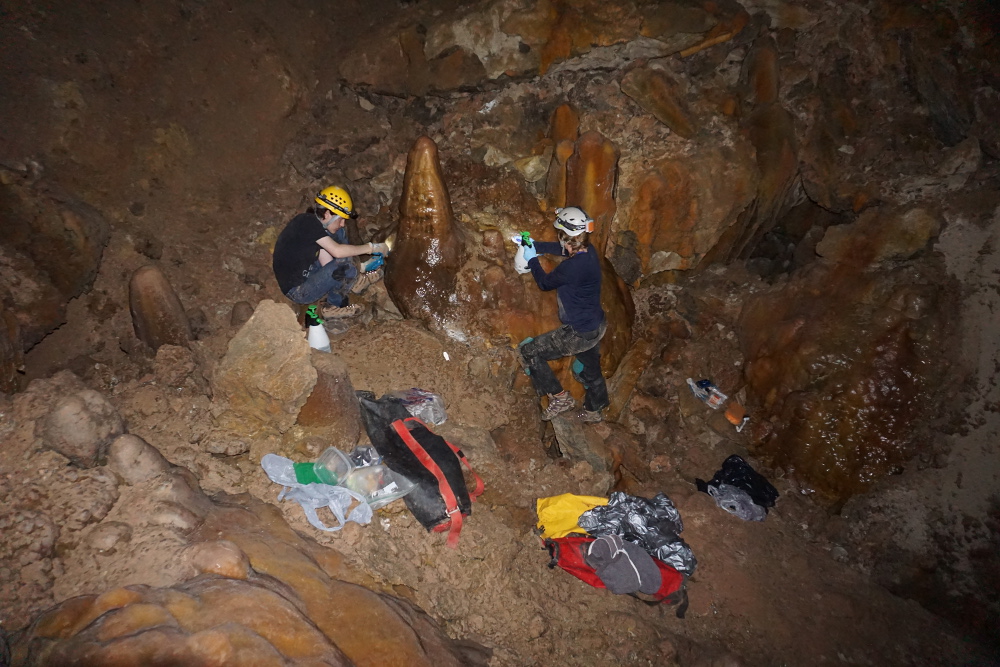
[305,305,323,326]
[519,231,533,247]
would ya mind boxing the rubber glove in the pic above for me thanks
[521,242,538,263]
[370,242,391,255]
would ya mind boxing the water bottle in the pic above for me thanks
[305,305,331,352]
[512,232,533,274]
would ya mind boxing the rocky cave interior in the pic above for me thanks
[1,0,999,665]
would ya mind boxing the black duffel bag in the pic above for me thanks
[357,391,484,547]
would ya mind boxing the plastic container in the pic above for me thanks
[512,233,533,274]
[343,465,416,510]
[389,388,448,425]
[305,305,331,353]
[313,447,353,486]
[686,378,728,410]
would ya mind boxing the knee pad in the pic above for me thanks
[516,337,534,375]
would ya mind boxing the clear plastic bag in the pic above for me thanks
[260,453,372,531]
[348,445,382,468]
[388,388,448,425]
[342,465,416,510]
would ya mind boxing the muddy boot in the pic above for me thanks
[540,391,575,421]
[321,303,361,319]
[351,268,384,294]
[577,409,603,423]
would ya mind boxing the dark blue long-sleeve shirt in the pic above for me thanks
[528,241,604,333]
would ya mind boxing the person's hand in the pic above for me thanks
[370,242,391,255]
[521,242,538,263]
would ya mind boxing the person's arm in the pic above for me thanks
[529,253,574,291]
[316,236,376,259]
[532,241,562,256]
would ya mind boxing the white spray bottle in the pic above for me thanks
[512,231,533,274]
[304,305,331,353]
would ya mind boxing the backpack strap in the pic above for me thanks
[402,417,485,500]
[392,419,464,548]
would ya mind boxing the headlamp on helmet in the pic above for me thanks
[553,206,594,236]
[315,185,358,219]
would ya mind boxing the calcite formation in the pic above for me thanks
[12,472,482,667]
[296,349,363,447]
[565,131,619,256]
[384,134,634,404]
[620,66,697,139]
[128,265,193,351]
[385,137,469,329]
[614,146,757,280]
[740,210,955,501]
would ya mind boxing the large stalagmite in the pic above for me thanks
[385,136,468,331]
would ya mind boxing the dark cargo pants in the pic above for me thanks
[519,320,609,412]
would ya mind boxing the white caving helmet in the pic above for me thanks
[553,206,594,236]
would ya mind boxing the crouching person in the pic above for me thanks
[272,185,389,319]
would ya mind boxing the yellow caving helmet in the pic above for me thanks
[315,186,358,219]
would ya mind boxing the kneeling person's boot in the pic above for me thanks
[321,303,361,319]
[351,268,383,294]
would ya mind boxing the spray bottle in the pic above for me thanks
[512,231,534,274]
[305,305,331,353]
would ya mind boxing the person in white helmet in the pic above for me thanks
[272,185,390,320]
[518,206,609,423]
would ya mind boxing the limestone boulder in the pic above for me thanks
[612,144,757,280]
[212,300,316,438]
[106,434,172,485]
[128,265,193,351]
[37,389,125,467]
[550,413,613,475]
[816,207,941,266]
[0,178,110,352]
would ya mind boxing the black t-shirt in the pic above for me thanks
[272,212,325,294]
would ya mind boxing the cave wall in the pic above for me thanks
[2,0,999,644]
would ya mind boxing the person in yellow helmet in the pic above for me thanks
[272,186,390,319]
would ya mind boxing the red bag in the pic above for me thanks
[544,536,689,617]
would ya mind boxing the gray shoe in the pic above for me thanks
[578,409,603,423]
[541,392,575,421]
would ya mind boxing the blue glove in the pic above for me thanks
[521,242,538,263]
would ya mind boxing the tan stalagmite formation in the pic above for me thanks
[385,136,468,330]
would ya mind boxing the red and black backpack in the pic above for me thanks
[358,391,484,548]
[544,535,689,617]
